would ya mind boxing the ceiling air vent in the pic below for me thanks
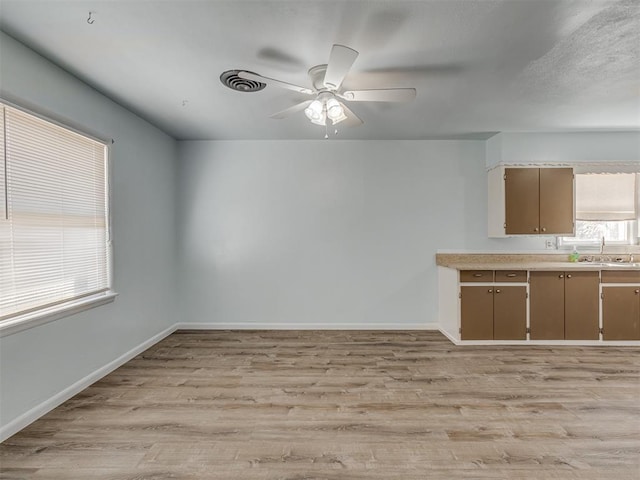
[220,70,266,92]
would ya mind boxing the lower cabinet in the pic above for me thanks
[530,271,599,340]
[454,267,639,343]
[461,286,527,340]
[601,271,640,340]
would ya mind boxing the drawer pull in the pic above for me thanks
[541,227,546,232]
[635,289,639,294]
[566,274,572,279]
[495,289,501,294]
[506,273,517,277]
[473,273,483,277]
[559,274,564,279]
[488,289,493,293]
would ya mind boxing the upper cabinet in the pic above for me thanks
[488,167,575,237]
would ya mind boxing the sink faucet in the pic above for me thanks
[600,236,605,255]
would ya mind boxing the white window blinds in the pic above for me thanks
[0,103,110,320]
[575,173,638,221]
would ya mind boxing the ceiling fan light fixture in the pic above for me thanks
[304,99,324,122]
[310,114,326,126]
[326,97,344,121]
[331,113,347,125]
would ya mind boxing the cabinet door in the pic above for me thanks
[564,271,599,340]
[461,286,494,340]
[539,168,574,235]
[602,287,640,340]
[505,168,539,234]
[530,271,565,339]
[493,286,527,340]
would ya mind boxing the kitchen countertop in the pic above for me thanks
[436,253,640,271]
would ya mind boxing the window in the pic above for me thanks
[560,172,639,247]
[0,103,112,326]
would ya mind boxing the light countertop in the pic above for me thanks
[436,253,639,271]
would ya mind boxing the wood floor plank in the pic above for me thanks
[1,330,639,479]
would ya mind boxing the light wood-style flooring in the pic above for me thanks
[1,330,639,479]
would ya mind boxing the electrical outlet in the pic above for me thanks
[545,239,556,249]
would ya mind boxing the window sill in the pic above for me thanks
[0,292,118,338]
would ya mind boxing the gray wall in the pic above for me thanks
[177,140,543,328]
[0,33,179,428]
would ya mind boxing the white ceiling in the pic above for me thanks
[1,0,639,141]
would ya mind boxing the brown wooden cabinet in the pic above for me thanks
[601,271,640,340]
[504,168,574,235]
[564,272,600,340]
[530,271,599,340]
[450,265,640,344]
[460,270,527,340]
[461,286,494,340]
[529,271,564,339]
[493,286,527,340]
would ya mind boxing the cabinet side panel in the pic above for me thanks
[602,287,640,340]
[488,167,506,237]
[539,168,574,235]
[505,168,540,234]
[530,271,565,339]
[438,266,460,341]
[461,286,494,340]
[564,271,599,340]
[493,286,527,340]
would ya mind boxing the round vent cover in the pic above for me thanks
[220,70,266,92]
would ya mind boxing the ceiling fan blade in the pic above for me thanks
[236,71,313,95]
[339,102,363,127]
[323,44,359,90]
[269,100,313,119]
[340,88,416,102]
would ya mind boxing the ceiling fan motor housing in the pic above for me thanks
[308,64,329,91]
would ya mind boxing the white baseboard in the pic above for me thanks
[0,324,177,443]
[448,339,640,346]
[175,322,441,331]
[437,331,640,347]
[438,328,460,344]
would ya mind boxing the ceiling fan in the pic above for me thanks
[235,44,417,132]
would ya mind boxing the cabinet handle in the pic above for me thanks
[541,227,546,232]
[558,274,564,278]
[495,289,501,293]
[488,289,493,293]
[473,273,483,277]
[635,289,639,294]
[566,274,572,279]
[506,273,517,277]
[533,227,539,232]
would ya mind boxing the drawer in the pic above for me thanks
[495,270,527,282]
[460,270,494,282]
[601,270,640,283]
